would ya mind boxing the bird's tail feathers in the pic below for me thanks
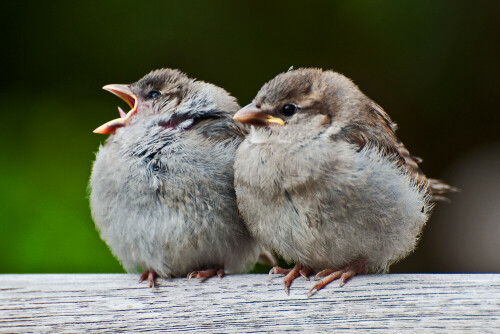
[427,178,460,202]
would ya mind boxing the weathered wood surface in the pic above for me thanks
[0,274,499,333]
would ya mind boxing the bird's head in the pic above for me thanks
[233,68,370,130]
[94,68,239,134]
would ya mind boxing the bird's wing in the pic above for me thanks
[331,102,458,201]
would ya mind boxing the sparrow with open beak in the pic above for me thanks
[90,68,273,287]
[233,68,457,296]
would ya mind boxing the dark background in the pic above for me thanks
[1,1,499,274]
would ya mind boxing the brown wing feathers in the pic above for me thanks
[338,102,458,201]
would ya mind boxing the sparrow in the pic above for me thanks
[233,67,457,296]
[90,68,273,287]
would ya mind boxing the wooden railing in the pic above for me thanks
[1,274,499,332]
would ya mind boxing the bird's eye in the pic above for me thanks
[147,90,161,99]
[281,104,298,117]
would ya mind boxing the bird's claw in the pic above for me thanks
[271,264,310,295]
[187,268,224,281]
[269,266,291,280]
[314,269,334,281]
[307,259,368,297]
[139,271,158,288]
[299,268,310,281]
[307,287,317,298]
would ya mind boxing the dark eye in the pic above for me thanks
[281,103,298,117]
[147,90,161,99]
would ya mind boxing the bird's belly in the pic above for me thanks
[90,142,255,277]
[236,140,430,271]
[93,183,253,277]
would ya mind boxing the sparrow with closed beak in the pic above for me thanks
[90,68,273,287]
[233,68,457,296]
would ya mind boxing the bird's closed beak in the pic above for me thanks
[94,84,138,134]
[233,103,285,126]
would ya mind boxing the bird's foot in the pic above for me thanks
[187,268,225,281]
[269,264,311,295]
[139,270,158,288]
[308,259,368,297]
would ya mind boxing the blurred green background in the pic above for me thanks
[1,1,499,274]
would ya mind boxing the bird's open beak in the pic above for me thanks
[94,84,138,134]
[233,103,285,126]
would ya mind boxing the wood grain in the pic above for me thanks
[0,274,499,333]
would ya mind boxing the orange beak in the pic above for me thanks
[233,103,285,126]
[94,84,138,134]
